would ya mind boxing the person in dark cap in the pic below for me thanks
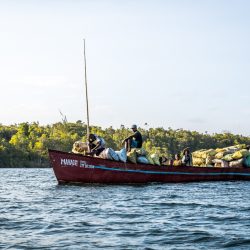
[122,124,143,152]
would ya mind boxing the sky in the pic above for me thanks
[0,0,249,135]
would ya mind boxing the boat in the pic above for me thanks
[49,149,250,184]
[49,41,250,184]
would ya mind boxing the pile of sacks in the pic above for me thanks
[192,149,217,167]
[126,148,161,165]
[72,141,162,165]
[192,144,250,168]
[99,147,162,165]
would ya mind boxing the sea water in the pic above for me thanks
[0,168,250,250]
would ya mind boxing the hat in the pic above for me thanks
[131,124,137,129]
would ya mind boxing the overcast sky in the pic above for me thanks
[0,0,249,135]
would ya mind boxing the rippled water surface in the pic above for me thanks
[0,168,250,250]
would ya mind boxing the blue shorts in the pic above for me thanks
[130,140,138,148]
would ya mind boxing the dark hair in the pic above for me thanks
[175,153,180,159]
[88,134,96,142]
[183,148,190,154]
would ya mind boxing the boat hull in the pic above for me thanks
[49,150,250,184]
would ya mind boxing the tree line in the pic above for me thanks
[0,121,249,167]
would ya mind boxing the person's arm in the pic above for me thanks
[91,140,101,151]
[86,137,101,155]
[86,142,101,156]
[91,144,99,152]
[122,133,135,144]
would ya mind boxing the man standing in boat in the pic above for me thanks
[122,124,143,152]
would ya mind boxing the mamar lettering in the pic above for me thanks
[60,158,78,167]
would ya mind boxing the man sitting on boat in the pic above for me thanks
[122,124,143,152]
[87,134,106,156]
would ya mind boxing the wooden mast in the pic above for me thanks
[83,39,90,138]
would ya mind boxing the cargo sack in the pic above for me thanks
[232,149,250,160]
[137,156,149,164]
[146,154,154,165]
[231,150,242,160]
[215,148,226,153]
[192,149,206,158]
[207,149,216,157]
[212,159,223,164]
[151,153,161,166]
[243,155,250,167]
[193,157,205,166]
[206,155,214,166]
[222,154,234,162]
[224,146,238,153]
[72,148,82,154]
[215,152,224,159]
[229,159,243,168]
[215,151,232,159]
[99,148,119,161]
[115,148,127,162]
[201,149,217,159]
[136,148,147,156]
[72,141,88,154]
[107,148,119,161]
[235,144,247,149]
[214,162,222,168]
[213,159,228,167]
[127,149,137,164]
[221,160,229,168]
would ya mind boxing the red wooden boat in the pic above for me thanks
[49,149,250,184]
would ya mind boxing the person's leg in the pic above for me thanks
[130,140,138,148]
[127,139,131,152]
[124,140,128,151]
[124,139,132,152]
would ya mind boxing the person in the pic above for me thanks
[167,155,174,166]
[159,156,168,165]
[182,147,192,166]
[173,153,182,166]
[87,134,106,156]
[122,124,143,152]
